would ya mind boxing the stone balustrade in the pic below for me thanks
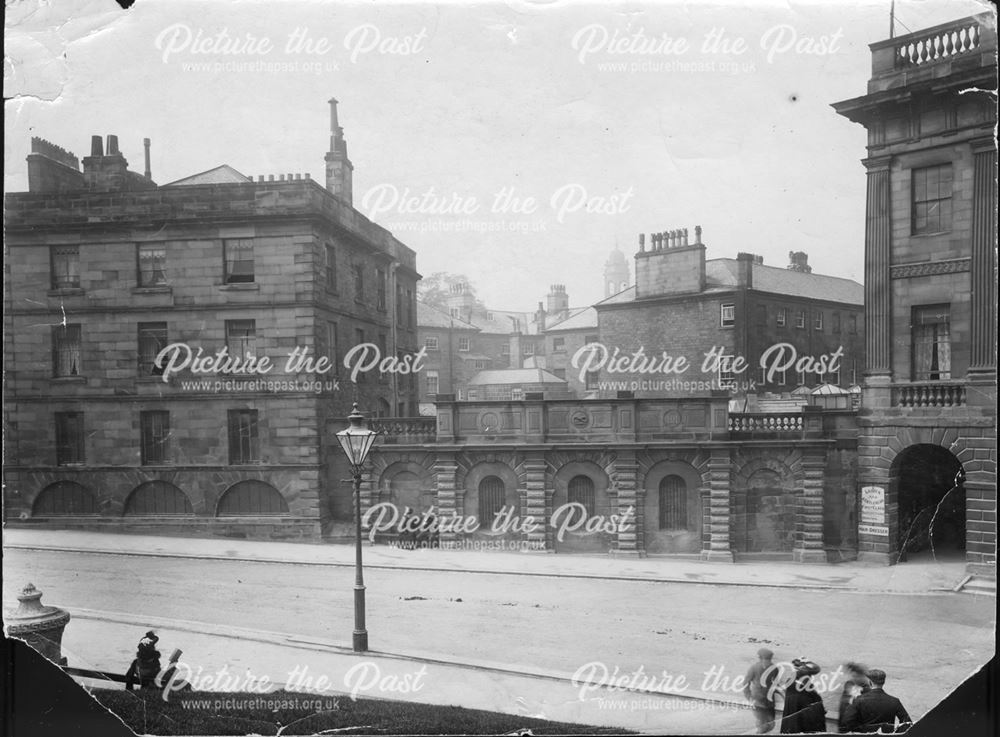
[893,382,967,408]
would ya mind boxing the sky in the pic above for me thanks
[5,0,991,311]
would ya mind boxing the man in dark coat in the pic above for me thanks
[744,647,779,733]
[841,668,912,733]
[780,659,827,734]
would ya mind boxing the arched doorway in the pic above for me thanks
[388,471,433,514]
[892,444,965,562]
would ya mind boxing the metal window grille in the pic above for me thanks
[52,324,82,377]
[658,475,687,529]
[217,480,288,515]
[227,410,260,464]
[137,245,167,286]
[33,481,97,515]
[125,481,192,515]
[224,239,255,283]
[568,475,595,515]
[140,411,170,464]
[226,319,257,359]
[478,476,506,525]
[55,412,84,465]
[51,246,80,289]
[138,322,168,375]
[912,165,953,234]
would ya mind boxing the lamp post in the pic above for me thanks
[336,403,377,652]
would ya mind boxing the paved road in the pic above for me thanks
[4,547,994,726]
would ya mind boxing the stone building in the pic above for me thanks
[833,13,997,575]
[592,227,865,398]
[3,100,421,539]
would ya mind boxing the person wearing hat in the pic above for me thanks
[744,647,779,733]
[779,658,827,734]
[837,662,871,732]
[841,669,912,733]
[125,630,162,690]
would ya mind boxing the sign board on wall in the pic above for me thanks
[858,524,889,537]
[860,486,885,525]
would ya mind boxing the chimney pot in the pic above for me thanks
[695,225,702,245]
[90,135,103,157]
[143,137,151,179]
[105,134,119,155]
[639,233,645,252]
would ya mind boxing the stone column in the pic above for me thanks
[968,139,997,375]
[863,157,892,380]
[793,449,828,563]
[522,453,549,552]
[700,446,734,562]
[433,454,460,547]
[612,451,641,557]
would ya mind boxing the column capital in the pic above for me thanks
[862,155,892,172]
[970,136,999,154]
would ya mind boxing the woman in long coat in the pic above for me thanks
[780,659,827,734]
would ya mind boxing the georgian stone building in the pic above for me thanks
[833,13,997,574]
[3,100,421,538]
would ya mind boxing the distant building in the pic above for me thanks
[466,368,569,401]
[593,227,865,398]
[833,13,997,574]
[3,100,420,539]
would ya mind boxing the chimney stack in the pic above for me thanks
[143,138,151,179]
[787,251,812,273]
[325,97,354,205]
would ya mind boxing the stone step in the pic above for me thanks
[959,576,997,595]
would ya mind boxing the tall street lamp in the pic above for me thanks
[336,402,377,652]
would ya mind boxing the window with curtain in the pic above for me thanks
[52,324,82,377]
[138,322,168,375]
[137,244,167,286]
[223,239,255,283]
[51,246,80,289]
[912,305,951,380]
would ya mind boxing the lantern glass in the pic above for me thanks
[336,404,377,467]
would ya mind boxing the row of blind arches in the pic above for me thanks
[30,480,289,517]
[476,474,688,530]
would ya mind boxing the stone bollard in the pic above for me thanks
[4,583,71,665]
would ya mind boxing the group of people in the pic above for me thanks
[744,648,912,734]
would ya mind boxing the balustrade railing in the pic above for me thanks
[727,413,804,433]
[893,383,966,408]
[894,18,982,67]
[370,416,437,443]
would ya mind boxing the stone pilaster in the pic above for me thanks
[700,446,734,562]
[863,156,892,377]
[433,454,460,546]
[522,453,550,552]
[612,451,641,557]
[358,467,376,516]
[968,139,997,374]
[793,450,828,563]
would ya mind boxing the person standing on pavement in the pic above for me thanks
[841,668,912,733]
[837,662,871,732]
[779,659,827,734]
[744,647,779,733]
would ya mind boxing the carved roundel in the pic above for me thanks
[481,412,500,431]
[663,410,682,427]
[570,408,591,430]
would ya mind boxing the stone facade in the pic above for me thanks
[833,13,997,574]
[358,397,859,560]
[3,104,421,539]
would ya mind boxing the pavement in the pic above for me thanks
[2,527,985,595]
[3,528,994,734]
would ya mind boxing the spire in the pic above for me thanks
[325,97,354,205]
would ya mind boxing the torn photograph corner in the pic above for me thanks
[2,0,997,734]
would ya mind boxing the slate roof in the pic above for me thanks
[546,306,598,332]
[417,301,477,330]
[162,165,251,186]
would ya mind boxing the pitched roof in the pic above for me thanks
[605,262,862,305]
[417,301,477,330]
[547,306,598,331]
[162,164,251,186]
[468,368,567,386]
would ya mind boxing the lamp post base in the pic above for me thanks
[353,631,369,652]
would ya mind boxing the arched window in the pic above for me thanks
[659,475,687,529]
[216,480,289,516]
[568,475,595,516]
[32,481,98,516]
[125,481,193,515]
[478,476,506,525]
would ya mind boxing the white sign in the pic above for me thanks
[858,524,889,537]
[860,485,885,525]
